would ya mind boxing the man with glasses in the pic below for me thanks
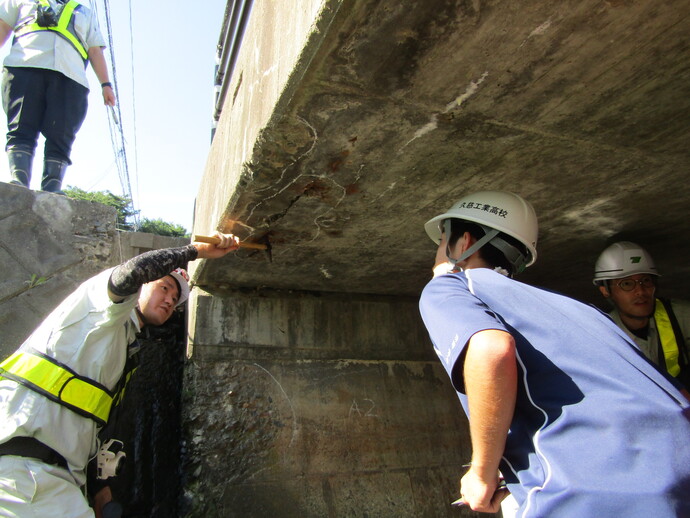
[594,241,690,389]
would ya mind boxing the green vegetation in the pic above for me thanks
[64,186,137,231]
[137,218,188,237]
[25,274,48,289]
[64,186,188,237]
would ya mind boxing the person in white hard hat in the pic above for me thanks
[418,191,690,517]
[593,241,690,389]
[0,232,239,517]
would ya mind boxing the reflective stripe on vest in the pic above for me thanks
[654,299,681,377]
[15,0,88,60]
[0,349,113,426]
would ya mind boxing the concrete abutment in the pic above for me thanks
[182,288,471,517]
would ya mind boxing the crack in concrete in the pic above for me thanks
[250,362,299,451]
[0,237,34,277]
[519,18,553,49]
[244,116,320,233]
[485,118,651,157]
[308,164,365,244]
[253,116,319,197]
[400,71,489,151]
[0,258,84,305]
[244,116,366,250]
[0,207,24,222]
[368,177,405,205]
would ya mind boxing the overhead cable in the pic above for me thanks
[98,0,139,228]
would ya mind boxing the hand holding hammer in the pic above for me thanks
[193,233,272,262]
[192,232,240,259]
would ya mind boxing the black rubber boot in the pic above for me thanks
[41,159,69,195]
[7,149,33,188]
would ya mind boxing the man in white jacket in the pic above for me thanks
[0,233,238,517]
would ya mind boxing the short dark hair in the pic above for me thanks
[446,219,528,276]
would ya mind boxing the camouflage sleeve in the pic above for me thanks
[108,245,198,298]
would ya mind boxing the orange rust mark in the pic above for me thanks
[327,150,351,172]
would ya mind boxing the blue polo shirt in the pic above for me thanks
[419,268,690,518]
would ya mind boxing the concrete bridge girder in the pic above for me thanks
[195,0,690,304]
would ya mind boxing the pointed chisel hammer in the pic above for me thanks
[193,234,272,262]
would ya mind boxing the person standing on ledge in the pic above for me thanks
[0,0,116,194]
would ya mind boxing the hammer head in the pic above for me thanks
[257,234,272,263]
[238,234,272,263]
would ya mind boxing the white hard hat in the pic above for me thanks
[169,267,190,306]
[424,190,538,271]
[593,241,659,285]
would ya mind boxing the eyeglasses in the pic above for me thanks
[614,277,655,292]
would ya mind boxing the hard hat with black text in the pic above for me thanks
[424,190,538,273]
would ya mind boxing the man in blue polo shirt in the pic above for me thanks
[419,190,690,517]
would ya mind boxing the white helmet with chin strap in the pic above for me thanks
[424,190,538,274]
[592,241,659,286]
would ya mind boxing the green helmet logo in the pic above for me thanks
[593,242,659,285]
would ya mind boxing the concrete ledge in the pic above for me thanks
[117,231,189,258]
[188,287,434,361]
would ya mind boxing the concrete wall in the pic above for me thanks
[182,288,472,518]
[0,181,188,359]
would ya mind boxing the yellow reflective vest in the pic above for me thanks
[14,0,88,61]
[654,298,686,378]
[0,348,114,426]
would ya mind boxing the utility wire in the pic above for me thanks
[97,0,139,228]
[127,0,140,222]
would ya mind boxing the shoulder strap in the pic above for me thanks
[659,298,689,368]
[111,340,140,409]
[14,0,88,61]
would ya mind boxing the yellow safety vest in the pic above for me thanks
[0,349,114,426]
[654,299,683,378]
[14,0,88,61]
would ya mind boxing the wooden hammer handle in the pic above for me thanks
[193,234,268,250]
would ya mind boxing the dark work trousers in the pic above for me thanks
[1,66,88,164]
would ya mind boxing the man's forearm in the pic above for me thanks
[0,19,13,48]
[88,46,110,84]
[464,329,517,478]
[108,245,198,299]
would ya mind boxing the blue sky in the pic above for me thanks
[0,0,229,232]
